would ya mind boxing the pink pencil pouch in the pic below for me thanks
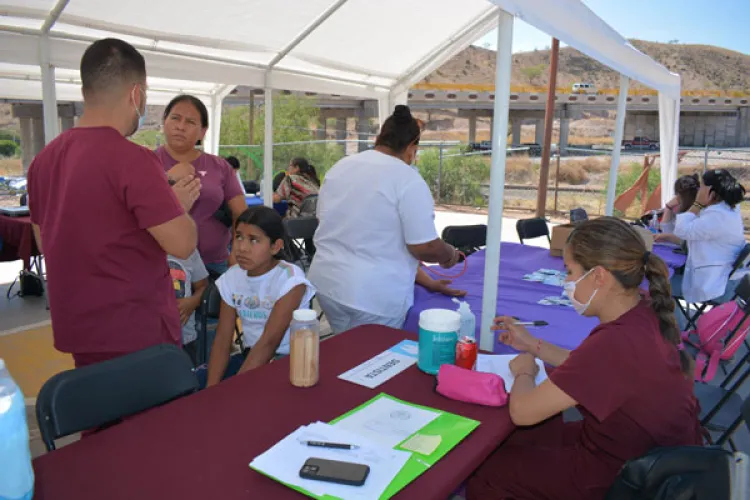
[436,364,509,407]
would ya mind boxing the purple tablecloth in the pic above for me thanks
[403,242,686,354]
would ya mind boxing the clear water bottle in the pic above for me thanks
[649,210,660,233]
[0,359,34,500]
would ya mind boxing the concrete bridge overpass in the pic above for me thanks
[223,85,750,150]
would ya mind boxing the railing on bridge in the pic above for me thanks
[412,82,750,98]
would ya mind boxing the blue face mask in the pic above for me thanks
[131,86,146,133]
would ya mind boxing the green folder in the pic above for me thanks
[249,393,480,500]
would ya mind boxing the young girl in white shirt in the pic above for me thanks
[206,206,315,386]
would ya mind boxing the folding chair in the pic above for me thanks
[284,216,318,272]
[605,445,748,500]
[36,344,198,451]
[570,207,588,224]
[695,346,750,450]
[516,217,551,245]
[441,224,487,256]
[196,281,222,366]
[677,243,750,331]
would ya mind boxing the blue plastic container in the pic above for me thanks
[0,359,34,500]
[418,309,461,375]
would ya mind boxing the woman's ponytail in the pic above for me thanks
[644,253,693,376]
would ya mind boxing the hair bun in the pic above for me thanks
[393,105,413,124]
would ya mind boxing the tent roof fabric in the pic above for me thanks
[0,0,679,102]
[0,0,500,101]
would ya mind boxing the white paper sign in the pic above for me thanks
[338,340,419,389]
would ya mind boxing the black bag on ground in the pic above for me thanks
[18,270,44,297]
[605,446,744,500]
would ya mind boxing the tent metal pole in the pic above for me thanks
[39,35,59,145]
[263,81,274,207]
[606,75,629,215]
[480,10,514,353]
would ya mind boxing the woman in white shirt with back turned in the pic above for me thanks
[664,169,747,327]
[308,105,461,334]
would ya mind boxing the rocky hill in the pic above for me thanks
[423,40,750,91]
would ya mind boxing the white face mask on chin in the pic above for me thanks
[563,268,599,315]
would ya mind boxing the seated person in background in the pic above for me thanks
[655,173,699,238]
[224,155,247,195]
[467,217,701,500]
[273,157,321,218]
[664,169,747,319]
[206,206,315,386]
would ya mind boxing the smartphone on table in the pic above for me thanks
[299,457,370,486]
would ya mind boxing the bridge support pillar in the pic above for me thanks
[534,119,544,145]
[335,117,347,154]
[559,117,570,155]
[511,119,521,147]
[317,115,327,140]
[739,107,750,148]
[356,103,370,152]
[468,114,477,145]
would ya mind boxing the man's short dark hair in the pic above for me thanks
[80,38,146,98]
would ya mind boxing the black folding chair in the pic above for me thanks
[284,216,318,273]
[516,217,551,245]
[36,344,198,451]
[570,207,588,224]
[196,281,224,366]
[677,244,750,331]
[695,363,750,450]
[441,224,487,256]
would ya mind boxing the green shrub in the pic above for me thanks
[416,147,491,206]
[0,140,19,157]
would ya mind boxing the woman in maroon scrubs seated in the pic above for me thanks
[467,217,702,500]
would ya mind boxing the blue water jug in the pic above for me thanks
[0,359,34,500]
[418,309,461,375]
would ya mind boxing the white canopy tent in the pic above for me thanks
[0,0,681,351]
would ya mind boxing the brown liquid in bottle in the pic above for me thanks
[290,328,319,387]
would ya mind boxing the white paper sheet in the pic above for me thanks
[476,354,548,388]
[332,396,441,449]
[250,421,410,499]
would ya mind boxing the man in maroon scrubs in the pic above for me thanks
[28,38,200,368]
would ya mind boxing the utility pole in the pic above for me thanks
[535,37,559,218]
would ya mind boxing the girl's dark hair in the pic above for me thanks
[566,217,692,375]
[235,206,287,259]
[290,157,320,186]
[225,156,241,170]
[703,169,746,208]
[674,174,699,213]
[375,105,423,153]
[163,94,209,129]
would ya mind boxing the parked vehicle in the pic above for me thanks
[572,82,597,95]
[467,140,492,152]
[622,136,660,150]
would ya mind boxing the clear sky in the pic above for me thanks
[474,0,750,55]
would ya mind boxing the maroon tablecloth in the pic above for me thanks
[33,326,514,500]
[0,215,38,270]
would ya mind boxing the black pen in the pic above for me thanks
[300,440,360,450]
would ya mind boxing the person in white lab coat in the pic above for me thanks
[308,105,462,334]
[666,169,747,327]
